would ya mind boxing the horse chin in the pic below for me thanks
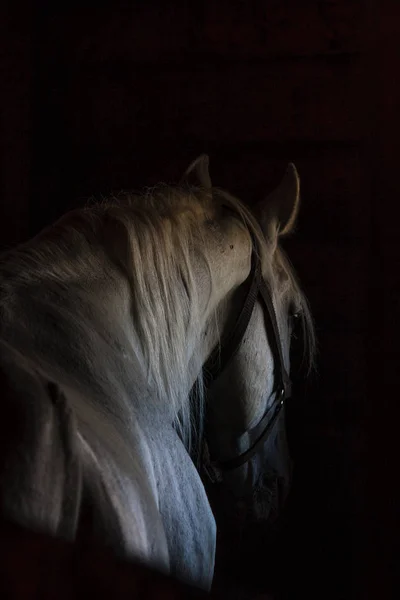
[204,463,291,540]
[223,442,293,529]
[245,470,291,527]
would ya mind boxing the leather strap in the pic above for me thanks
[203,237,292,471]
[203,249,260,384]
[213,388,285,471]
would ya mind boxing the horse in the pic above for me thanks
[0,155,315,592]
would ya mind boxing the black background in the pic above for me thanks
[1,1,399,598]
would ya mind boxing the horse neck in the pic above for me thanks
[1,234,205,446]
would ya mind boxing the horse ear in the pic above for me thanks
[180,154,212,189]
[255,163,300,239]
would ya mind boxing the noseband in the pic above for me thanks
[203,235,292,472]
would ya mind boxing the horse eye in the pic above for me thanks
[289,306,302,323]
[288,310,302,333]
[290,311,302,321]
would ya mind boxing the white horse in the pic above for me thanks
[0,156,314,591]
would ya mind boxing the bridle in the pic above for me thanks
[202,233,292,473]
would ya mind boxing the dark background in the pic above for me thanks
[0,1,399,598]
